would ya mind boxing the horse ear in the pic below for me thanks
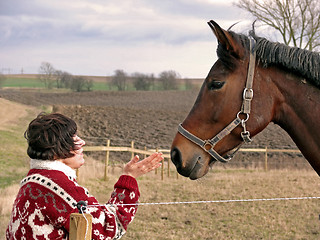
[208,20,244,58]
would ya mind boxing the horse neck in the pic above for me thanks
[269,67,320,174]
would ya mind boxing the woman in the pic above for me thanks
[6,113,163,240]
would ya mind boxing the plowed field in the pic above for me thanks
[0,88,308,169]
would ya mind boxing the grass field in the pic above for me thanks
[89,168,320,240]
[2,76,111,91]
[0,104,41,188]
[2,77,45,88]
[2,166,318,239]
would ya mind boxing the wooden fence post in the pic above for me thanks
[83,142,302,179]
[144,146,147,159]
[104,139,110,181]
[155,147,158,175]
[69,213,92,240]
[131,141,135,159]
[76,169,79,179]
[265,146,268,171]
[161,157,164,180]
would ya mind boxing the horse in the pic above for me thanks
[170,20,320,180]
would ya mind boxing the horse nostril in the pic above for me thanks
[170,148,182,168]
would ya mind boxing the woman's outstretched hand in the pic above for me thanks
[123,152,164,178]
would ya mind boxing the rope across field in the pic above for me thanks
[81,139,306,181]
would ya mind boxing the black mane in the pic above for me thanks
[255,36,320,88]
[217,30,320,88]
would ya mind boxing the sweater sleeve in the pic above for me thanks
[77,175,140,240]
[107,175,140,227]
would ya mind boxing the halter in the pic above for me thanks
[178,35,256,163]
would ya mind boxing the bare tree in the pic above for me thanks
[59,71,73,89]
[235,0,320,50]
[132,72,154,91]
[149,73,155,90]
[70,76,93,92]
[112,69,127,91]
[158,70,180,90]
[38,62,56,89]
[84,78,93,91]
[55,70,72,89]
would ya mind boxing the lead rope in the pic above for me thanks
[81,207,89,240]
[77,201,90,240]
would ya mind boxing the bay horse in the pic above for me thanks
[171,20,320,180]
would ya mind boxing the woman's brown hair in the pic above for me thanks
[24,113,78,160]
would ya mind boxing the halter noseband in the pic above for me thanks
[178,35,256,163]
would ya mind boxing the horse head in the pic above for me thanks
[170,21,277,180]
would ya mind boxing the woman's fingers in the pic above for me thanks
[141,153,163,173]
[123,152,164,178]
[130,155,140,164]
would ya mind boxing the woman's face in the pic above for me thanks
[60,135,86,169]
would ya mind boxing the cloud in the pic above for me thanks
[1,0,244,45]
[143,0,240,19]
[0,0,251,77]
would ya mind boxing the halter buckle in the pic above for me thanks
[243,88,253,100]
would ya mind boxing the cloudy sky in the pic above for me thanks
[0,0,254,78]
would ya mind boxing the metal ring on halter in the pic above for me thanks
[203,140,214,151]
[236,111,249,122]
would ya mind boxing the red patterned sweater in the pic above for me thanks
[6,159,140,240]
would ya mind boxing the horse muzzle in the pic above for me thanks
[171,146,212,180]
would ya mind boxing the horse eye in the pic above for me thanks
[208,81,225,90]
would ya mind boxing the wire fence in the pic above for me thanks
[71,195,320,239]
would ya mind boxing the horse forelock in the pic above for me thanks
[216,31,249,70]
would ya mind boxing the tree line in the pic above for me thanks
[0,62,193,91]
[38,62,94,92]
[37,62,191,91]
[111,69,193,91]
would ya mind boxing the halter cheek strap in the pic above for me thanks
[178,117,242,163]
[177,35,256,163]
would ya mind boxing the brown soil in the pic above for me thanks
[0,88,308,169]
